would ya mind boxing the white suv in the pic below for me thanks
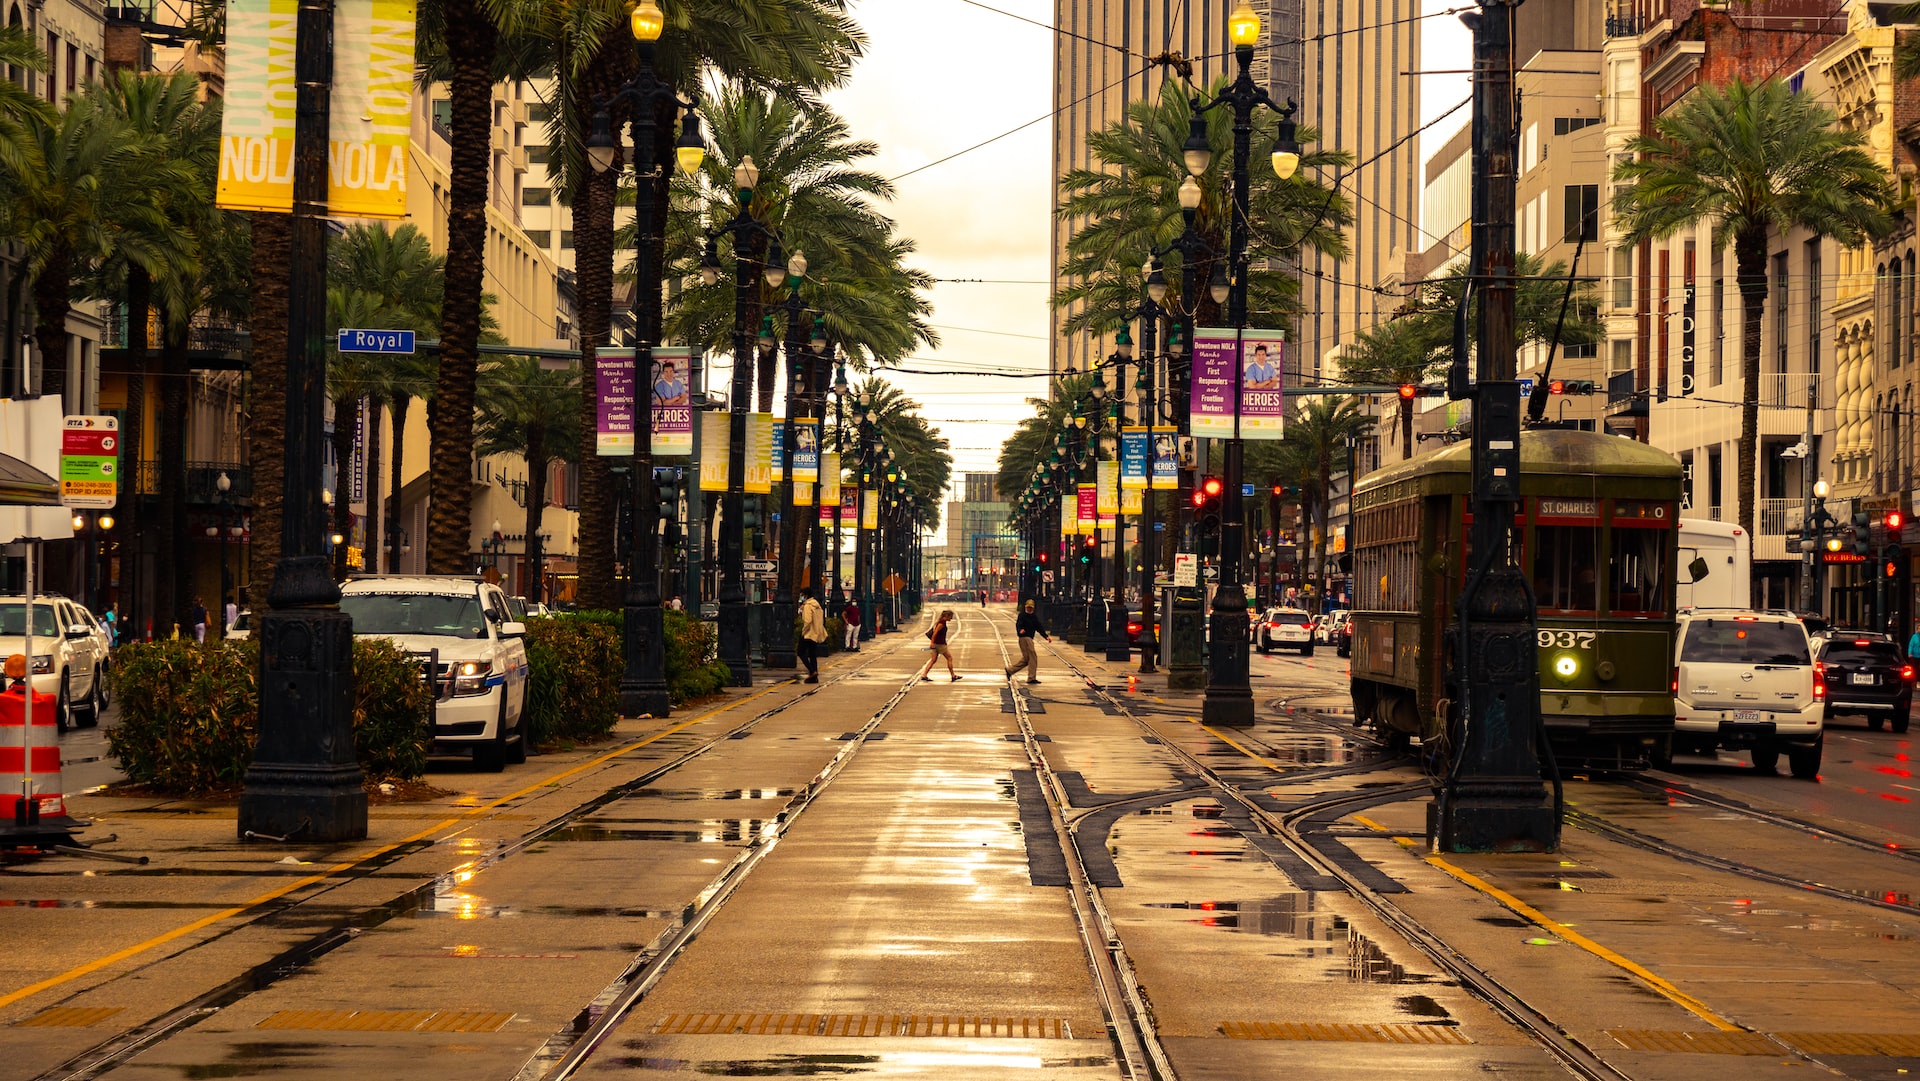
[338,576,531,771]
[0,595,105,730]
[1257,607,1316,655]
[1673,610,1824,778]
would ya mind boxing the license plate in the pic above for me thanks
[1731,709,1761,721]
[1851,674,1876,685]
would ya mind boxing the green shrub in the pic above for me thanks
[524,613,621,742]
[106,638,434,794]
[664,608,731,703]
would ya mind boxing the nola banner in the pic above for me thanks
[1150,425,1179,488]
[819,451,841,508]
[1096,460,1118,518]
[791,419,819,482]
[1122,483,1142,516]
[650,347,692,456]
[1120,427,1149,489]
[594,349,635,456]
[1060,495,1075,538]
[1191,327,1287,440]
[218,0,416,219]
[746,413,773,493]
[697,411,728,491]
[861,488,879,531]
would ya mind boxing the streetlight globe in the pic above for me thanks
[492,519,503,535]
[1178,175,1202,211]
[217,471,232,493]
[699,239,722,286]
[1181,113,1212,177]
[1271,147,1300,180]
[1815,478,1830,498]
[1228,0,1261,45]
[1146,261,1169,304]
[586,108,619,173]
[331,533,345,546]
[322,487,333,506]
[675,113,707,174]
[71,513,84,531]
[733,154,759,195]
[630,0,665,42]
[763,240,788,287]
[832,364,850,395]
[1210,262,1231,305]
[787,249,807,280]
[206,525,218,538]
[99,515,113,530]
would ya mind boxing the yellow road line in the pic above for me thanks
[1343,816,1738,1031]
[0,682,786,1011]
[1179,716,1288,773]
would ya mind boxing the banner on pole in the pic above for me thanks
[1096,460,1118,517]
[217,0,416,219]
[698,412,728,491]
[1120,427,1149,489]
[1060,495,1075,538]
[791,419,819,482]
[1077,484,1096,535]
[861,488,879,531]
[819,451,841,507]
[746,413,773,493]
[594,349,635,456]
[1122,484,1142,515]
[1191,327,1287,440]
[1150,425,1179,489]
[650,347,692,456]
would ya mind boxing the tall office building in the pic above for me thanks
[1051,0,1419,384]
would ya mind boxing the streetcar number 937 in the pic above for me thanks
[1538,629,1597,650]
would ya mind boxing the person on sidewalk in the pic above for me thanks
[188,597,208,644]
[798,587,827,684]
[918,608,960,682]
[1006,599,1050,684]
[842,600,862,651]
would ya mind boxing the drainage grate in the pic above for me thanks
[651,1013,1074,1039]
[1606,1030,1779,1055]
[1219,1021,1470,1044]
[255,1009,514,1033]
[14,1007,125,1028]
[1779,1033,1920,1057]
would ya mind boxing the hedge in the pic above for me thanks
[522,614,620,744]
[106,638,432,795]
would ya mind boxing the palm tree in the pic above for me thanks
[0,27,47,123]
[1335,317,1444,460]
[1053,77,1352,339]
[1614,77,1894,544]
[477,355,581,603]
[849,376,952,530]
[995,374,1097,501]
[1409,250,1603,358]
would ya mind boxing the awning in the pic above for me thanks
[0,453,61,507]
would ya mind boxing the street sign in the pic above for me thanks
[1174,553,1198,587]
[1041,570,1055,583]
[1519,377,1534,397]
[883,573,906,595]
[336,328,417,354]
[1203,565,1220,581]
[59,415,118,509]
[742,559,777,576]
[1241,483,1256,497]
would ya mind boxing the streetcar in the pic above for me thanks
[1347,427,1687,769]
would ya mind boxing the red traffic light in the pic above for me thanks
[1201,476,1224,498]
[1271,483,1284,496]
[1398,383,1416,400]
[1889,561,1901,579]
[1191,488,1208,508]
[1549,379,1566,395]
[1037,551,1049,564]
[1888,511,1905,531]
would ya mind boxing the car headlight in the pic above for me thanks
[452,660,493,696]
[30,654,52,675]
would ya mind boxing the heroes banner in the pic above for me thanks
[650,347,692,456]
[1190,327,1287,440]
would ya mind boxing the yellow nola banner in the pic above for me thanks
[218,0,416,219]
[819,452,841,508]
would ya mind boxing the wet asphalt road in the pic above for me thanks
[5,615,1919,1081]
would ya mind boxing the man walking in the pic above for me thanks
[798,587,827,684]
[841,599,862,651]
[1006,599,1049,684]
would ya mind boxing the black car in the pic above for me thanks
[1815,631,1913,733]
[1335,613,1353,657]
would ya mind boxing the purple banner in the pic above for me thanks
[1190,327,1286,440]
[596,350,636,456]
[1190,327,1237,439]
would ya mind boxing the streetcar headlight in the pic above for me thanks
[1552,653,1580,681]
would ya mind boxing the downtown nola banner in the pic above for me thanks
[594,350,635,456]
[1191,327,1287,440]
[218,0,416,218]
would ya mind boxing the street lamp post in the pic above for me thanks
[1104,347,1133,663]
[1133,285,1162,674]
[853,392,877,640]
[588,0,704,717]
[1191,0,1292,727]
[1160,174,1220,690]
[1084,367,1111,654]
[766,267,813,671]
[700,157,785,686]
[829,361,850,615]
[240,0,364,842]
[215,471,233,612]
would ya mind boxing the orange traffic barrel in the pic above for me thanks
[1,686,78,836]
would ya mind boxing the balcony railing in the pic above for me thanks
[1606,369,1647,416]
[127,461,252,502]
[101,314,251,358]
[1757,497,1792,536]
[1760,372,1815,409]
[1605,12,1642,35]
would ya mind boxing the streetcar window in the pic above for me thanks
[1533,526,1598,612]
[1680,620,1809,664]
[1608,528,1669,616]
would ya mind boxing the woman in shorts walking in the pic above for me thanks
[918,609,960,682]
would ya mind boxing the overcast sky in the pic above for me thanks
[826,0,1470,523]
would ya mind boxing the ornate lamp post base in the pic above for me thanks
[620,598,671,717]
[719,599,752,686]
[765,595,797,668]
[1104,602,1132,662]
[1201,583,1254,726]
[240,600,365,842]
[1083,597,1108,652]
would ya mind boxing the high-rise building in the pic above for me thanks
[1051,0,1419,385]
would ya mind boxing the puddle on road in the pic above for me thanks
[539,820,774,844]
[609,1052,1115,1075]
[164,1040,327,1078]
[626,787,798,801]
[1144,892,1446,985]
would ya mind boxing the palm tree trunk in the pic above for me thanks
[525,435,548,605]
[1736,230,1766,550]
[365,398,383,573]
[157,319,189,637]
[388,392,410,569]
[31,244,71,408]
[427,0,498,574]
[248,211,290,607]
[121,267,150,636]
[331,396,356,579]
[573,102,621,610]
[1399,398,1413,460]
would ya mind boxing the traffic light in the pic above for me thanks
[1888,510,1906,534]
[1398,383,1417,400]
[1886,547,1902,579]
[1077,538,1095,566]
[1034,550,1050,575]
[1195,475,1224,556]
[1853,509,1872,557]
[1547,379,1597,395]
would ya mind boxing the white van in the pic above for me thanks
[339,576,531,771]
[1672,610,1824,777]
[1677,519,1750,611]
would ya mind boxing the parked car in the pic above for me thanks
[1814,631,1912,733]
[76,605,113,709]
[1256,607,1315,656]
[1335,613,1354,658]
[1672,609,1824,777]
[1316,610,1351,644]
[0,594,106,730]
[339,575,532,772]
[226,609,252,641]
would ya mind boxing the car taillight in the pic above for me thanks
[1269,620,1281,628]
[1301,622,1314,629]
[1813,661,1826,700]
[1671,666,1679,694]
[1904,665,1915,682]
[1128,622,1141,635]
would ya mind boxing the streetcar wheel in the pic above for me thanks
[1750,745,1779,774]
[1788,735,1823,780]
[1647,736,1673,771]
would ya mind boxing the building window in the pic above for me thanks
[1553,116,1600,135]
[44,32,57,101]
[527,145,550,165]
[559,230,574,249]
[1610,338,1632,375]
[1563,341,1597,359]
[1711,272,1725,386]
[1772,250,1789,374]
[523,186,550,206]
[1805,239,1821,373]
[527,102,552,124]
[1563,184,1598,243]
[64,44,75,92]
[1612,247,1632,309]
[525,230,550,247]
[431,99,451,132]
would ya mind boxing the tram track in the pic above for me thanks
[1629,773,1920,866]
[24,636,920,1081]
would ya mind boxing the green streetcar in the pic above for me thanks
[1348,427,1685,769]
